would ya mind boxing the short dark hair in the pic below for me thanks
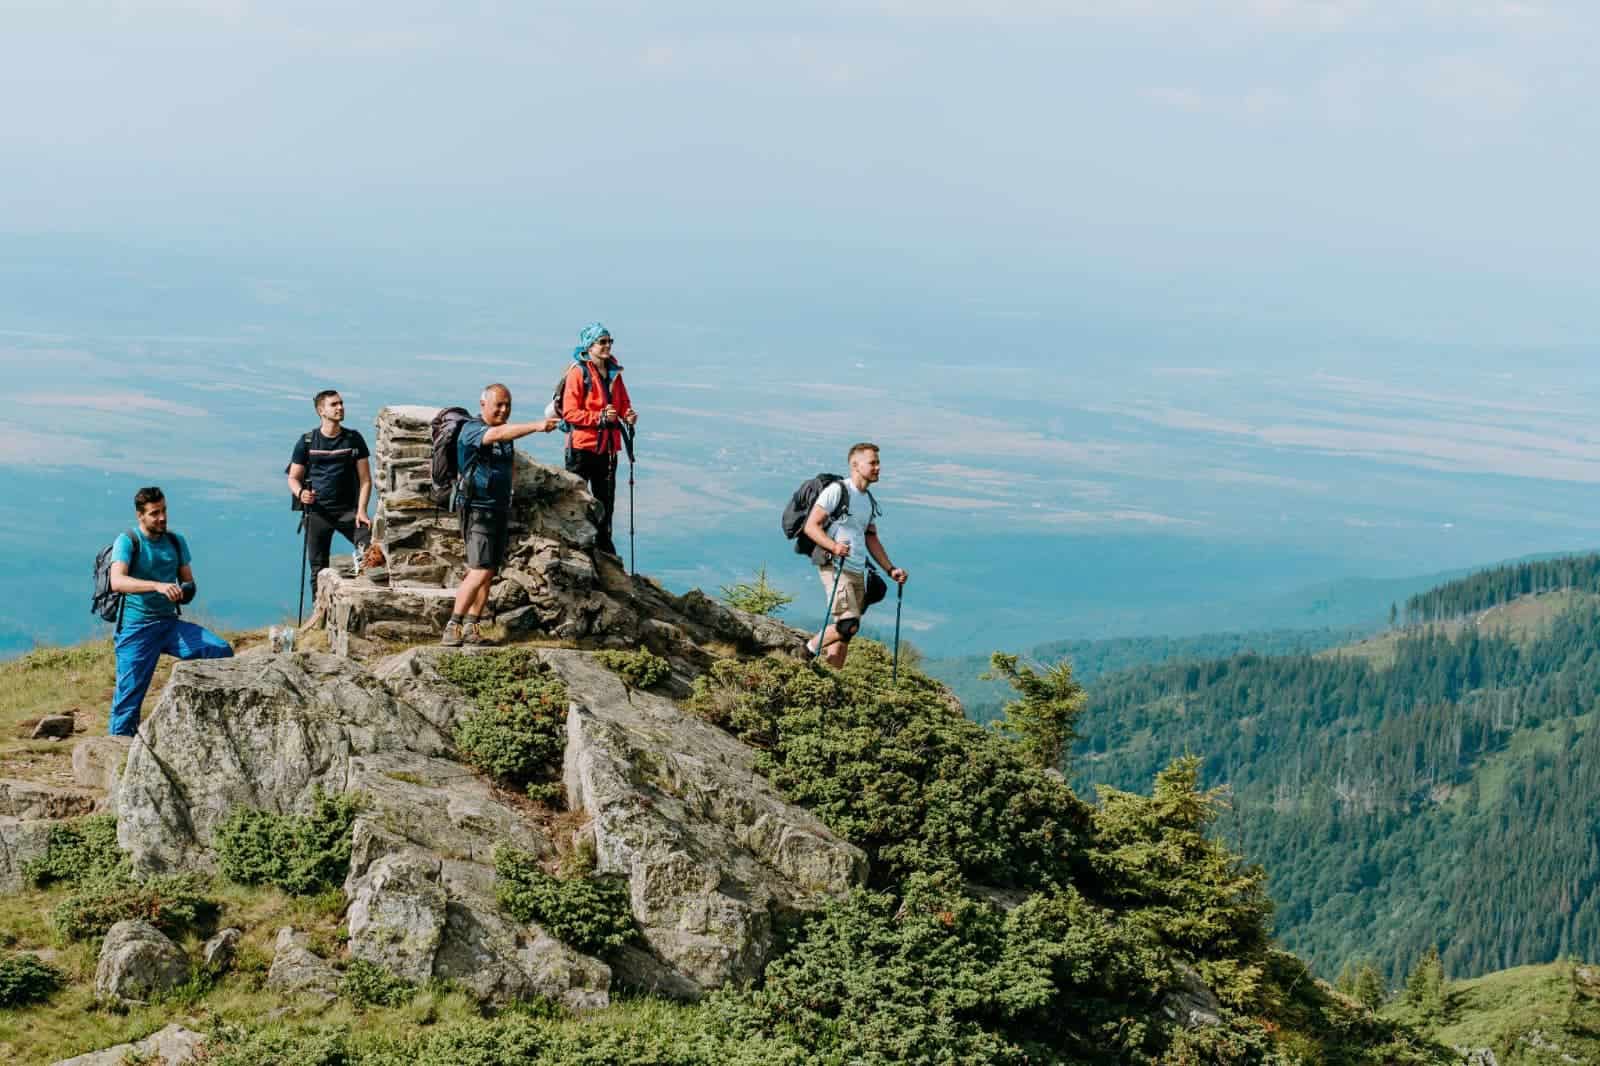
[313,389,340,412]
[848,442,879,462]
[133,486,165,514]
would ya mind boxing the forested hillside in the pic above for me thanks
[1057,554,1600,987]
[925,625,1367,720]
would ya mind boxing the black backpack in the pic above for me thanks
[91,530,139,624]
[782,474,877,557]
[428,407,476,509]
[550,362,596,432]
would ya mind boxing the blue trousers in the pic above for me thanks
[110,618,233,736]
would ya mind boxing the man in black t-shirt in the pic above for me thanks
[286,389,373,603]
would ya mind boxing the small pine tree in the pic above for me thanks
[720,565,794,616]
[984,652,1085,774]
[1389,602,1398,628]
[1354,961,1387,1011]
[1403,945,1446,1021]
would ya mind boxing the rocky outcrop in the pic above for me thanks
[110,631,864,1007]
[117,652,473,876]
[0,817,53,893]
[0,778,97,820]
[1161,964,1224,1029]
[94,920,190,1005]
[203,927,242,972]
[50,1024,207,1066]
[340,749,611,1009]
[319,406,805,676]
[267,927,339,999]
[547,648,867,994]
[0,778,103,892]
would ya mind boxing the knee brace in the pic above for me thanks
[835,616,861,641]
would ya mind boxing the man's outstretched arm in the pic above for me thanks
[481,417,560,444]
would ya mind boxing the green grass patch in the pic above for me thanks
[213,788,363,896]
[341,959,417,1009]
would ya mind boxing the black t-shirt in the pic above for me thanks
[289,427,370,511]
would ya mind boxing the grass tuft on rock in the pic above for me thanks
[593,648,672,690]
[342,959,418,1009]
[214,787,363,896]
[440,649,568,795]
[494,847,636,955]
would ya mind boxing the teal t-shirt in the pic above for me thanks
[111,529,191,626]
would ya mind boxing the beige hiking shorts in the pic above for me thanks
[817,565,867,622]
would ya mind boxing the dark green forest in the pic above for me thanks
[999,554,1600,988]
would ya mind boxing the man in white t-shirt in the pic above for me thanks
[801,442,909,667]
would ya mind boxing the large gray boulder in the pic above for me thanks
[341,751,611,1010]
[71,735,132,807]
[94,920,190,1005]
[545,648,867,994]
[117,652,475,876]
[51,1024,207,1066]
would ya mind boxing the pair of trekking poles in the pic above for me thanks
[814,562,906,685]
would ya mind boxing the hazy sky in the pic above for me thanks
[6,1,1600,655]
[7,1,1600,331]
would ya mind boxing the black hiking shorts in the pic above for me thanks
[461,507,510,571]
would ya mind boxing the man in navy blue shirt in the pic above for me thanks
[107,486,233,735]
[443,383,558,646]
[286,389,372,604]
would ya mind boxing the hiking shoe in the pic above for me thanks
[440,621,463,647]
[462,622,495,647]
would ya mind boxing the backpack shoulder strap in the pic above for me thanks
[863,488,880,522]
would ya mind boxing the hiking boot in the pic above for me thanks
[440,621,463,647]
[461,622,495,647]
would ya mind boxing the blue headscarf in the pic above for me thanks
[573,322,611,364]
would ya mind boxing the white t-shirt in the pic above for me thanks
[814,479,877,573]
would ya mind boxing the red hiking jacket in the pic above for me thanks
[563,361,633,455]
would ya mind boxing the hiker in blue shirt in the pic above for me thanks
[107,486,233,736]
[442,384,558,647]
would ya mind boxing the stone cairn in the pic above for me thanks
[316,405,800,670]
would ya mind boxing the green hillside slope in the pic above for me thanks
[1066,554,1600,986]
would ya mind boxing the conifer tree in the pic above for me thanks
[985,652,1085,774]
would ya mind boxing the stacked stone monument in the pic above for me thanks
[316,405,799,671]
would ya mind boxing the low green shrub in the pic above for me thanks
[23,814,125,887]
[198,1021,352,1066]
[494,847,636,955]
[593,647,672,689]
[342,959,416,1008]
[440,650,568,793]
[686,643,1093,891]
[0,951,65,1008]
[51,872,216,942]
[213,788,363,896]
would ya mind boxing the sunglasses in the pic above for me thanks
[595,338,614,346]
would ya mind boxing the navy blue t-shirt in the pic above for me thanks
[457,419,513,511]
[289,428,369,511]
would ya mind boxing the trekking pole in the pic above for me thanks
[296,512,309,626]
[814,562,844,663]
[891,581,904,686]
[619,422,637,576]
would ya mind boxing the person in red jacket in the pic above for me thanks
[561,322,637,556]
